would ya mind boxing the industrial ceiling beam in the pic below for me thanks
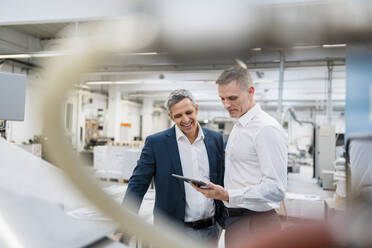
[84,58,345,75]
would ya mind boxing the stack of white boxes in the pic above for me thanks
[94,146,141,180]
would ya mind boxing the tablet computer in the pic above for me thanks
[171,174,210,189]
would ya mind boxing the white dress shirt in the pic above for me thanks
[175,124,215,221]
[349,136,372,195]
[224,104,288,211]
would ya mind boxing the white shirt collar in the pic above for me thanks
[175,123,204,142]
[238,103,261,127]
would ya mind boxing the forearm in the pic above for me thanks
[227,180,286,205]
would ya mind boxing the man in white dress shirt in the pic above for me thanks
[192,66,287,246]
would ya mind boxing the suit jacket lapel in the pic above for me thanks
[203,128,218,184]
[165,127,185,193]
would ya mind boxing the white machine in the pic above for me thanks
[315,124,336,189]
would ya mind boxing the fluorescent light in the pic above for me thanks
[128,92,168,97]
[32,51,68,58]
[87,80,218,86]
[322,43,346,48]
[119,52,158,56]
[0,51,71,59]
[251,48,262,51]
[175,80,215,84]
[293,45,321,49]
[85,81,142,85]
[114,81,142,85]
[85,81,113,85]
[0,51,158,59]
[0,54,31,59]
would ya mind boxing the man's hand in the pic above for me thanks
[191,182,229,201]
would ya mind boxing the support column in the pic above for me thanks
[107,85,121,142]
[75,90,83,151]
[277,50,285,119]
[141,98,153,140]
[327,60,334,123]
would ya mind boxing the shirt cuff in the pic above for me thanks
[225,188,245,205]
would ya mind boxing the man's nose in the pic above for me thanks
[181,115,189,122]
[223,100,231,109]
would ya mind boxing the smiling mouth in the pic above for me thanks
[181,121,193,128]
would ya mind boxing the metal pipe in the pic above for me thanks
[277,50,285,118]
[327,59,334,123]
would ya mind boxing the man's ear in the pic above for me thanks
[195,104,199,115]
[168,112,173,121]
[248,86,255,95]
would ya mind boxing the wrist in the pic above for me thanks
[223,190,229,202]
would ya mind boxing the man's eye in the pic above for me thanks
[228,96,238,101]
[174,115,181,118]
[186,111,192,115]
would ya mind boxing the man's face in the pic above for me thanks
[218,80,254,118]
[169,98,199,137]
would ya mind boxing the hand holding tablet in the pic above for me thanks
[171,174,210,189]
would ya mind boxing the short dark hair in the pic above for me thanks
[216,66,253,89]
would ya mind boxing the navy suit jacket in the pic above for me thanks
[123,126,225,226]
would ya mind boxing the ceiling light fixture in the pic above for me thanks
[85,81,113,85]
[119,52,158,56]
[293,45,321,49]
[0,51,71,59]
[0,54,31,59]
[85,81,143,85]
[0,51,159,59]
[322,43,346,48]
[114,81,142,85]
[31,52,68,58]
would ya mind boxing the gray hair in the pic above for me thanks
[166,89,196,113]
[216,66,253,89]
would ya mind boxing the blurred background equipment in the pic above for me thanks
[0,72,26,121]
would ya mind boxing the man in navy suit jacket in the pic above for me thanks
[123,89,225,245]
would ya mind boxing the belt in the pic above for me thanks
[226,208,253,217]
[184,217,215,230]
[226,208,277,217]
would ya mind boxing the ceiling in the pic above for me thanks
[2,23,70,39]
[2,0,366,112]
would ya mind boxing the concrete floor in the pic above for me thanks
[287,165,333,197]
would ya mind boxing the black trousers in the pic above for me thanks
[224,209,281,248]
